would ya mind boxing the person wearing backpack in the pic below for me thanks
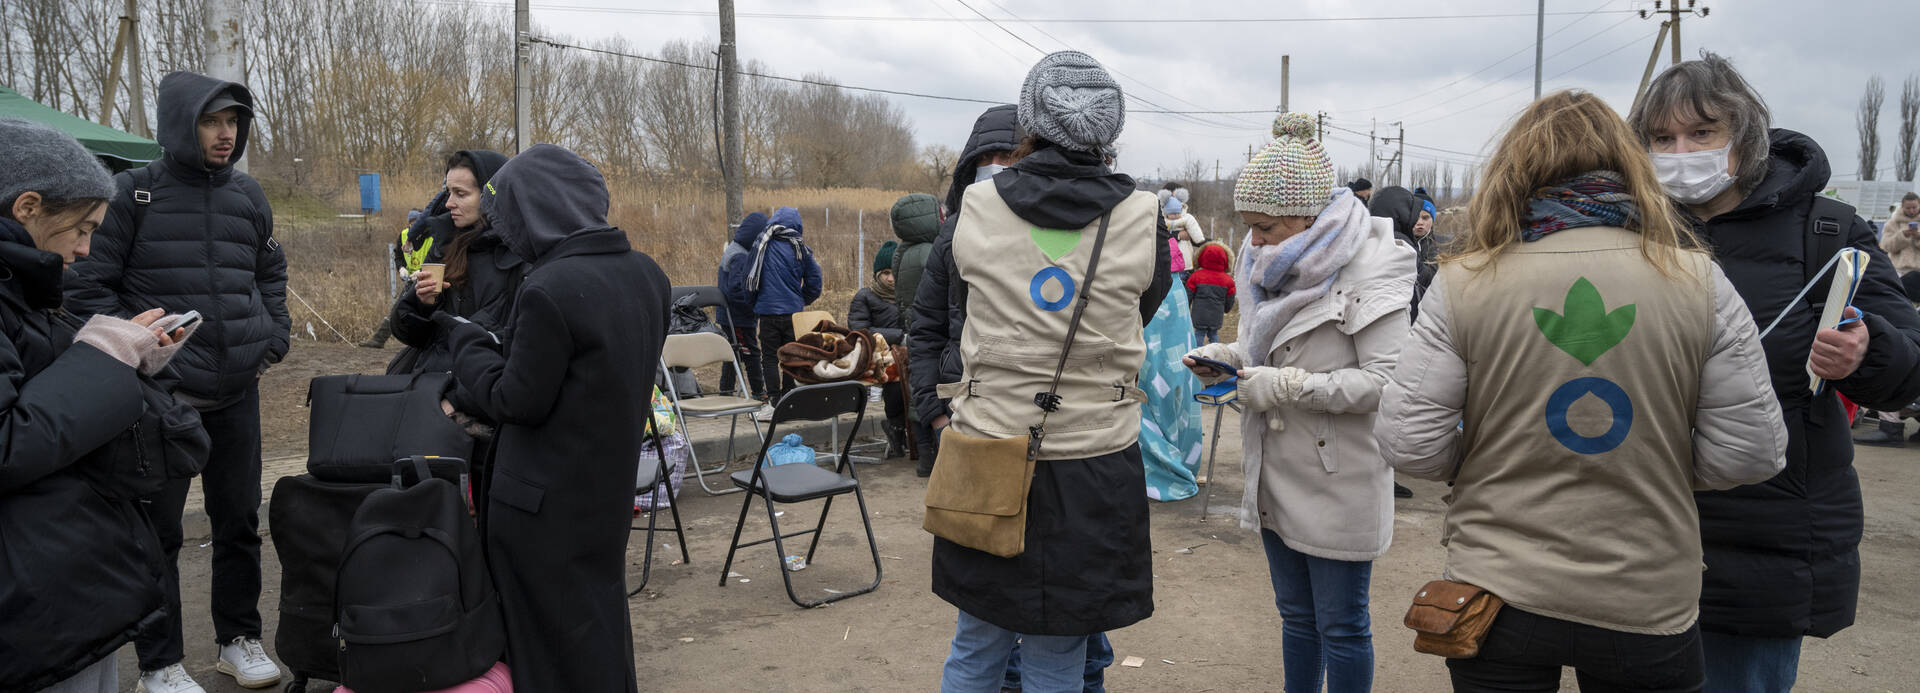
[749,206,823,405]
[0,119,198,693]
[65,71,288,693]
[1629,54,1920,692]
[439,144,670,693]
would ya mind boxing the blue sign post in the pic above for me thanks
[359,173,381,213]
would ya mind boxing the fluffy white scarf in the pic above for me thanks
[1234,188,1371,367]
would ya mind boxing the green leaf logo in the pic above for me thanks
[1029,227,1081,262]
[1533,277,1635,366]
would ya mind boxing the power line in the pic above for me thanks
[951,0,1044,53]
[530,37,1007,105]
[418,2,1639,24]
[1384,12,1637,125]
[1344,0,1617,115]
[1405,26,1658,127]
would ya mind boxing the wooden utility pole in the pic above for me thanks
[513,0,531,153]
[720,0,743,227]
[125,0,148,138]
[98,15,130,126]
[205,0,247,171]
[1632,1,1710,109]
[1280,55,1290,113]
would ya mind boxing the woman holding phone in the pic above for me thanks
[0,119,194,693]
[1182,113,1413,693]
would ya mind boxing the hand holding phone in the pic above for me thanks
[1184,355,1239,378]
[153,310,201,335]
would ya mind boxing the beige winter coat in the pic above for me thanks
[1880,210,1920,276]
[1191,217,1413,561]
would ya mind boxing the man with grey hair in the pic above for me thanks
[1629,53,1920,692]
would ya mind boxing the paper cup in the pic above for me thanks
[419,263,445,286]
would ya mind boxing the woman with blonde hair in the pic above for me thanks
[1376,90,1787,691]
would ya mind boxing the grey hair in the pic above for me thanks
[1627,52,1772,194]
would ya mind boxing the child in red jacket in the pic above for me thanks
[1185,242,1235,344]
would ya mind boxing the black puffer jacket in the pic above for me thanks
[1693,129,1920,639]
[847,285,902,343]
[0,219,164,690]
[909,143,1172,425]
[1368,186,1436,319]
[66,72,288,408]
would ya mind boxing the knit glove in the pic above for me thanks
[1239,366,1313,413]
[1183,342,1244,385]
[139,319,199,376]
[74,314,163,371]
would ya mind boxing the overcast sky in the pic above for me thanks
[532,0,1916,187]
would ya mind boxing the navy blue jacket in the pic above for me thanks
[750,206,822,316]
[717,212,766,328]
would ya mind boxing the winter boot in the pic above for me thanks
[1854,419,1907,448]
[885,423,908,459]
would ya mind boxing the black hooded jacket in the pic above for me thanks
[66,72,288,409]
[1367,186,1436,318]
[944,105,1021,217]
[1692,129,1920,639]
[388,149,520,377]
[0,218,165,690]
[439,144,668,693]
[909,143,1171,424]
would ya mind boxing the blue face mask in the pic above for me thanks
[974,163,1006,183]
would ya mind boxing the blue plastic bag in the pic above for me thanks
[762,433,817,467]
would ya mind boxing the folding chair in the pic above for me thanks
[1194,377,1241,522]
[718,381,883,608]
[630,413,688,595]
[660,332,764,495]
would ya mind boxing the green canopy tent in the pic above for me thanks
[0,85,161,171]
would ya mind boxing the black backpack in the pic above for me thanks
[334,457,502,693]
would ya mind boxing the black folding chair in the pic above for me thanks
[717,382,883,608]
[630,413,689,595]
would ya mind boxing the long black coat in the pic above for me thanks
[846,285,903,343]
[65,71,288,409]
[443,145,669,693]
[913,145,1169,635]
[0,219,163,690]
[1693,130,1920,639]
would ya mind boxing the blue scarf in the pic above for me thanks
[1523,171,1638,242]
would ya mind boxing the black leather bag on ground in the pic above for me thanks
[335,457,501,693]
[306,372,472,482]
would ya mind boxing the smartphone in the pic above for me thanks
[1187,356,1239,377]
[1908,221,1917,231]
[154,310,201,334]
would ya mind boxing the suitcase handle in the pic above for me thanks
[391,455,435,489]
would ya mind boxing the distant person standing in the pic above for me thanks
[1347,177,1373,203]
[718,211,770,400]
[1856,191,1920,446]
[66,71,288,693]
[1185,242,1235,345]
[888,193,941,469]
[1163,193,1205,282]
[749,206,822,404]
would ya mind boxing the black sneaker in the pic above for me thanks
[1394,482,1414,499]
[1854,420,1908,448]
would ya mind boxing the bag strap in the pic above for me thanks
[127,166,154,248]
[1028,212,1112,460]
[1804,195,1852,295]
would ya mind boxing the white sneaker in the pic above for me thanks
[752,404,776,422]
[139,664,206,693]
[216,636,283,688]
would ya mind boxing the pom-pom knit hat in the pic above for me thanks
[1234,112,1336,217]
[1163,196,1183,215]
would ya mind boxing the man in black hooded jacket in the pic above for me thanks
[66,71,289,692]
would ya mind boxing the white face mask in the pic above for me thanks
[1652,146,1738,205]
[974,163,1006,183]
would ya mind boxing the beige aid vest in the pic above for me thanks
[943,180,1159,460]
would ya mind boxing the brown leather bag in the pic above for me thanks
[1404,580,1505,658]
[920,213,1112,559]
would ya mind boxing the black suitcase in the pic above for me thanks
[269,463,469,692]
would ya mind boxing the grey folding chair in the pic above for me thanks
[718,382,882,608]
[659,332,763,495]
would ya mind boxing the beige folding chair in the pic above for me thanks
[660,332,764,495]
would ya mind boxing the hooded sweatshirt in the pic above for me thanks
[405,149,510,267]
[66,71,288,409]
[750,206,823,315]
[718,211,769,327]
[1367,186,1437,318]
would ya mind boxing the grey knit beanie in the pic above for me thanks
[1018,51,1125,157]
[0,119,115,214]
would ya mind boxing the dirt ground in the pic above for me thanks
[116,340,1920,692]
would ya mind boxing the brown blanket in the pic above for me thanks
[778,319,896,385]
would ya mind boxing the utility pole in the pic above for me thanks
[720,0,743,228]
[1280,55,1290,113]
[1534,0,1545,100]
[1368,118,1378,181]
[1632,1,1709,108]
[125,0,148,138]
[1397,122,1406,186]
[513,0,532,153]
[205,0,246,171]
[1315,111,1325,141]
[98,12,130,126]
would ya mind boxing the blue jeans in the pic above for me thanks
[1262,529,1374,693]
[942,610,1088,693]
[1701,631,1801,693]
[1003,633,1112,692]
[1195,327,1219,345]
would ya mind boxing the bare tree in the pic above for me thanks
[1899,74,1919,182]
[1859,75,1885,181]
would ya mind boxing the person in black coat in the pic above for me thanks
[439,144,670,693]
[387,149,515,376]
[65,70,290,689]
[848,241,909,456]
[1630,54,1920,692]
[0,119,194,692]
[1366,186,1437,317]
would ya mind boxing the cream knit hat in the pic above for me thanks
[1234,113,1336,217]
